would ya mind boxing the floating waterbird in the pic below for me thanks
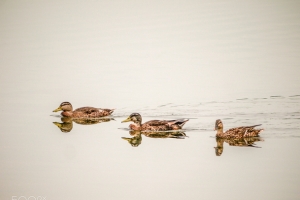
[53,102,114,118]
[214,119,264,139]
[121,113,188,131]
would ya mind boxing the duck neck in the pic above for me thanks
[130,124,141,131]
[134,119,142,127]
[62,111,73,117]
[129,120,141,131]
[216,128,224,137]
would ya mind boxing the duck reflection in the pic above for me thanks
[214,137,263,156]
[122,130,187,147]
[122,131,143,147]
[53,117,114,132]
[143,131,187,138]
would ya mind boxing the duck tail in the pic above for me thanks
[100,108,114,114]
[258,128,264,133]
[175,119,189,127]
[247,124,262,128]
[108,109,115,114]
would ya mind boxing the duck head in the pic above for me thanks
[53,102,73,112]
[122,113,142,125]
[215,119,223,131]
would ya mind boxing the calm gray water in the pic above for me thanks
[1,1,300,200]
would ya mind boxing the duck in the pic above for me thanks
[121,113,188,131]
[214,119,264,139]
[53,102,114,118]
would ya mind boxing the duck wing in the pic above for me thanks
[74,107,100,114]
[98,108,114,115]
[166,119,189,127]
[142,119,188,131]
[144,120,169,126]
[226,125,263,138]
[75,107,114,116]
[144,119,188,126]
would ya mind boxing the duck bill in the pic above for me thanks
[53,107,62,112]
[121,117,131,123]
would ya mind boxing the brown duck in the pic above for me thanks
[215,119,263,139]
[121,113,189,131]
[53,102,114,118]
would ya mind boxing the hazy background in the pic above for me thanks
[0,1,300,200]
[1,0,299,109]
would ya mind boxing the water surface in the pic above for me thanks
[0,1,300,200]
